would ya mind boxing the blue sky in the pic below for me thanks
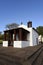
[0,0,43,32]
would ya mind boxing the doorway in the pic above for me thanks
[8,31,14,46]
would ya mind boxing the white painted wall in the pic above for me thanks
[13,41,22,48]
[38,35,43,43]
[3,41,8,47]
[27,28,39,46]
[38,35,42,44]
[32,29,39,46]
[21,41,29,48]
[42,37,43,42]
[13,41,29,48]
[18,25,33,46]
[28,28,33,46]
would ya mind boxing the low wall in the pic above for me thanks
[3,41,29,48]
[13,41,22,48]
[13,41,29,48]
[3,41,8,47]
[22,41,29,48]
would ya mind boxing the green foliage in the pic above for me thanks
[36,26,43,36]
[0,40,2,44]
[5,23,19,29]
[0,34,4,40]
[0,33,4,44]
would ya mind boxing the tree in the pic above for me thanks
[36,26,43,36]
[5,23,19,30]
[0,32,2,35]
[0,32,4,44]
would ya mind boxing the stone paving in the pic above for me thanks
[0,44,43,65]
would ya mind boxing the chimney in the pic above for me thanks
[27,21,32,27]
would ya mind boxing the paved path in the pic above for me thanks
[32,51,43,65]
[0,44,42,65]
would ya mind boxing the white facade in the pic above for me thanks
[42,37,43,42]
[38,35,43,43]
[38,35,42,42]
[13,27,39,47]
[3,24,39,48]
[28,28,33,46]
[32,29,39,45]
